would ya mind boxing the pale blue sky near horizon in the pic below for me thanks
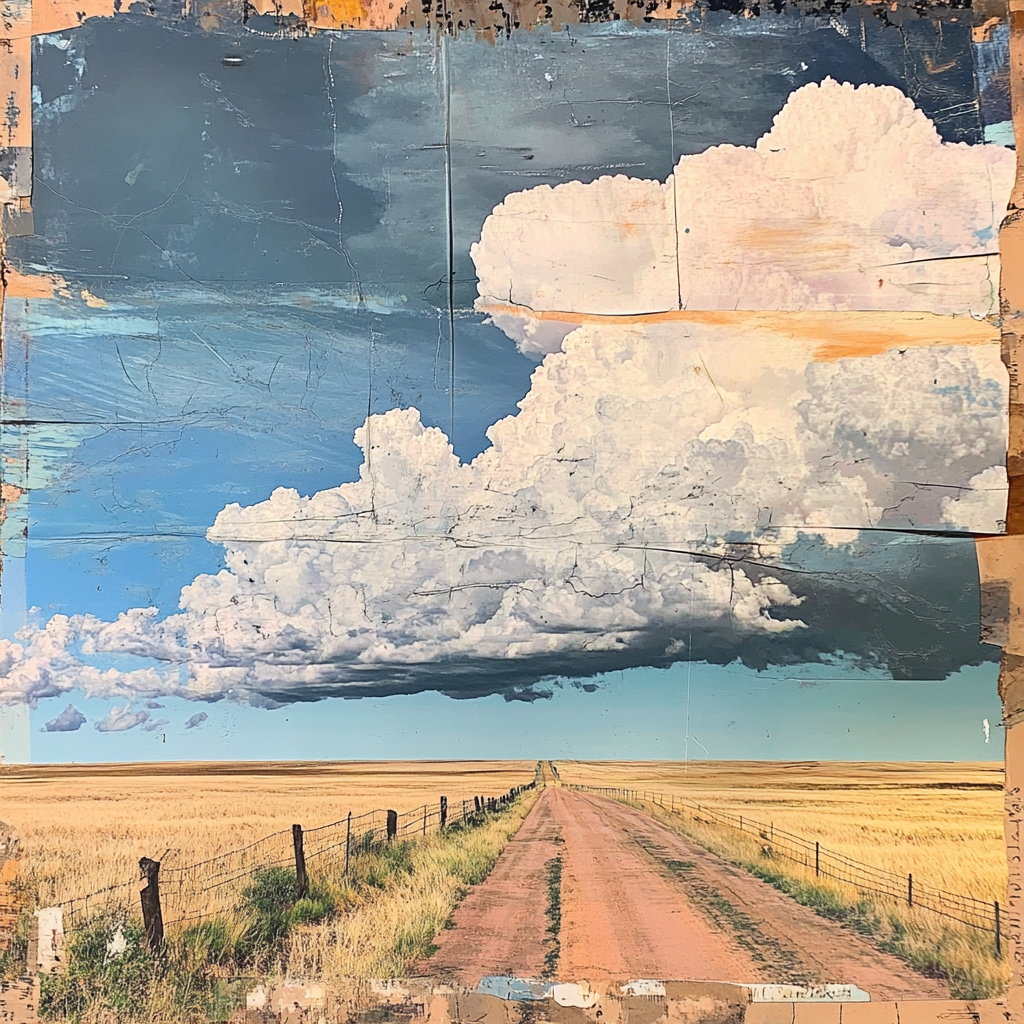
[25,659,1003,764]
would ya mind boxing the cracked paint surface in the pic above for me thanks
[0,18,1016,714]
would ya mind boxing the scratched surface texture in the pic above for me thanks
[0,0,1016,720]
[0,0,1022,1007]
[0,2,1017,715]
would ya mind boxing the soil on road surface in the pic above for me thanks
[575,792,949,999]
[416,788,949,1000]
[555,788,761,983]
[414,790,562,982]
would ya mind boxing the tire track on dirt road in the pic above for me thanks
[413,791,562,983]
[582,792,950,999]
[553,787,764,982]
[415,788,949,999]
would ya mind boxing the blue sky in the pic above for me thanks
[0,14,1009,764]
[26,661,1003,763]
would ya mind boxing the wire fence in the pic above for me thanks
[567,783,1003,956]
[58,766,543,935]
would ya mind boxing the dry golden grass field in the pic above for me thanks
[2,758,1011,1001]
[0,760,537,909]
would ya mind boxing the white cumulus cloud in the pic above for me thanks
[941,466,1009,533]
[1,313,1005,706]
[473,78,1014,357]
[95,704,151,733]
[0,79,1009,710]
[43,704,86,732]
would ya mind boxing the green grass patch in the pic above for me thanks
[39,791,538,1023]
[541,855,562,980]
[239,866,334,949]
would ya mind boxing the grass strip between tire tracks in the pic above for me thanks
[541,854,562,980]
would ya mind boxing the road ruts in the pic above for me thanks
[412,791,561,983]
[414,786,951,999]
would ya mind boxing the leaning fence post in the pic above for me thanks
[345,811,352,876]
[815,842,820,877]
[996,900,1002,957]
[907,873,913,908]
[387,809,398,842]
[440,796,448,829]
[292,825,309,899]
[423,805,427,835]
[139,857,164,951]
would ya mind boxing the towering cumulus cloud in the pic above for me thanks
[474,78,1012,357]
[0,80,1012,710]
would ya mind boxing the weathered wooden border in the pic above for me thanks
[0,0,1020,1011]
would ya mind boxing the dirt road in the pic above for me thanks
[416,788,948,999]
[416,789,562,980]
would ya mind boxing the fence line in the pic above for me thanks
[57,768,543,937]
[566,783,1002,956]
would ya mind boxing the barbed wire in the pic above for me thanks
[55,767,543,932]
[568,783,1003,953]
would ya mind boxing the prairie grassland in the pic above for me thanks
[555,761,1005,901]
[0,760,536,908]
[286,792,538,981]
[556,760,1007,998]
[38,791,540,1024]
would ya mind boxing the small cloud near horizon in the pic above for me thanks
[95,704,150,733]
[43,704,86,732]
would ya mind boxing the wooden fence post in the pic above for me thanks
[422,806,427,835]
[387,809,398,842]
[345,812,352,876]
[292,825,308,899]
[998,900,1003,958]
[908,873,913,908]
[139,857,163,951]
[440,796,448,828]
[815,842,820,877]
